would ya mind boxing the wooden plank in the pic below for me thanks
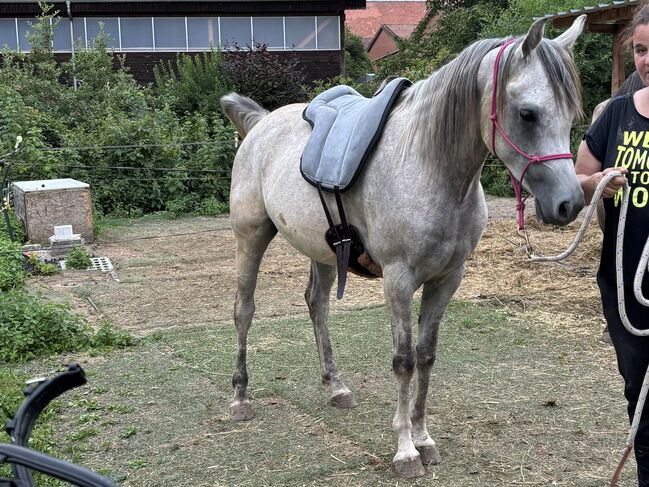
[612,26,627,94]
[586,23,617,34]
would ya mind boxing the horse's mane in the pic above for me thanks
[399,36,583,165]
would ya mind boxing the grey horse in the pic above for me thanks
[220,15,586,478]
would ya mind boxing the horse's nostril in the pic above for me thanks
[558,201,570,220]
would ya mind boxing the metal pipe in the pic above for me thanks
[66,0,77,90]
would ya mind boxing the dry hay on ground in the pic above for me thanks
[32,213,606,335]
[457,216,603,318]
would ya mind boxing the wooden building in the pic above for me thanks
[539,0,639,94]
[0,0,365,83]
[367,23,418,61]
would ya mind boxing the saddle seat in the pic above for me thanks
[301,77,411,192]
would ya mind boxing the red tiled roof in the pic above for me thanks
[345,1,428,41]
[383,23,417,39]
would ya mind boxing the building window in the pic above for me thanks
[71,18,85,48]
[17,19,31,51]
[187,17,218,49]
[317,16,339,50]
[252,17,283,49]
[0,19,16,50]
[85,18,119,49]
[0,14,340,53]
[120,18,153,50]
[154,18,186,50]
[52,18,71,51]
[285,17,316,50]
[219,16,251,48]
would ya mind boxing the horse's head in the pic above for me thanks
[479,15,587,226]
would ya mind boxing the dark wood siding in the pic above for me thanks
[52,50,342,84]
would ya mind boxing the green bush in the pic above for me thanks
[0,208,25,243]
[0,290,136,363]
[90,320,134,349]
[0,236,26,291]
[344,28,373,81]
[481,161,514,197]
[66,246,92,270]
[26,253,59,275]
[199,196,229,216]
[223,44,307,110]
[0,290,91,362]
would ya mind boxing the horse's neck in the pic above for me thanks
[391,83,489,202]
[398,111,488,201]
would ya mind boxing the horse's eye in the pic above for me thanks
[519,109,537,122]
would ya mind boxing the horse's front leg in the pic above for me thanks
[383,264,425,478]
[305,260,357,408]
[411,267,464,465]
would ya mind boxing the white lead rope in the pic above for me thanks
[527,171,649,486]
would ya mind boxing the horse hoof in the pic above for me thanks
[231,401,255,421]
[330,393,358,408]
[393,456,426,478]
[416,444,442,465]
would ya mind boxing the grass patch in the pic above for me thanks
[0,294,135,362]
[23,299,632,486]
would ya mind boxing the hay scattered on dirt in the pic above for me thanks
[457,216,603,320]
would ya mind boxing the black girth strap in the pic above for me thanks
[317,184,352,299]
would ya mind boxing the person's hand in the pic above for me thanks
[593,166,628,198]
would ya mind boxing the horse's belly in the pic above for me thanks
[264,176,337,266]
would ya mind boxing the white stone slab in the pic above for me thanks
[54,225,74,239]
[12,178,89,192]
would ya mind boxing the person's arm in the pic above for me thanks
[574,141,628,205]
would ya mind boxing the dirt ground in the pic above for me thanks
[31,194,604,336]
[21,196,633,487]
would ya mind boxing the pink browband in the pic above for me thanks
[490,39,573,230]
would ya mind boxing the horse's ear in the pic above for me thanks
[553,14,586,50]
[521,17,546,58]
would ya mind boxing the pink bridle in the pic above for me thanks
[490,39,573,230]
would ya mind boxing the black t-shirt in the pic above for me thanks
[585,93,649,284]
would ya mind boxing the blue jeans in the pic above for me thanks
[598,275,649,485]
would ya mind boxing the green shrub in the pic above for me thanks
[481,161,514,197]
[199,196,228,216]
[0,291,136,363]
[153,49,231,115]
[0,290,92,362]
[0,208,25,243]
[90,320,134,349]
[26,252,59,275]
[223,44,307,110]
[66,246,92,270]
[0,236,26,291]
[344,28,373,81]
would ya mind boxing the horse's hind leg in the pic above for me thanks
[231,219,277,421]
[305,260,358,408]
[411,267,464,466]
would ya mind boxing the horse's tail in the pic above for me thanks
[220,93,270,139]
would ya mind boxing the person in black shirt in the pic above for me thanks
[576,4,649,484]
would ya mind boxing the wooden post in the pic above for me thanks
[612,25,627,95]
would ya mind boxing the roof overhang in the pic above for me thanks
[534,0,638,33]
[0,0,366,16]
